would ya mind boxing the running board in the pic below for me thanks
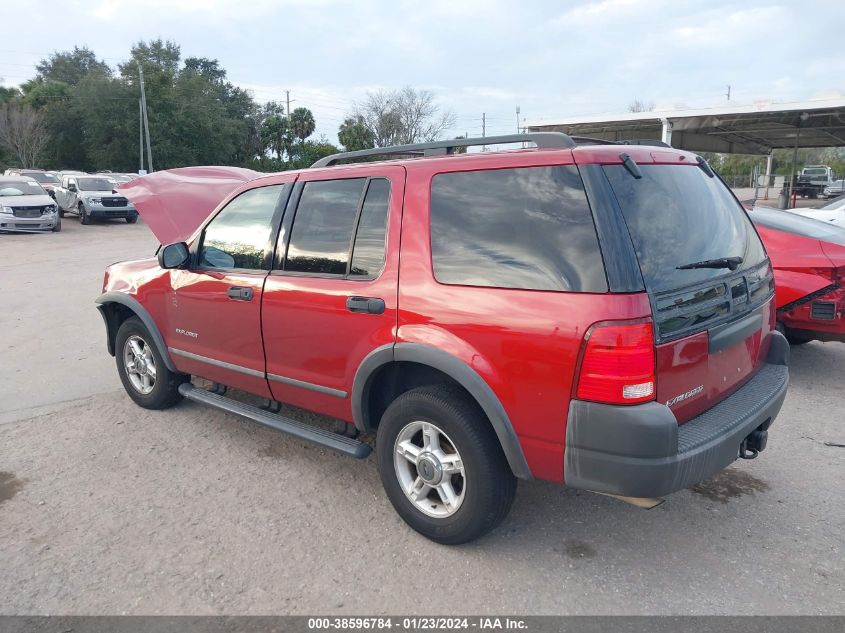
[178,383,371,459]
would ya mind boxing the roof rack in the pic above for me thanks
[571,136,671,148]
[311,132,576,168]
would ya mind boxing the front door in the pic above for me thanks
[261,167,405,421]
[167,182,292,398]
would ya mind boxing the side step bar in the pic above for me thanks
[178,383,371,459]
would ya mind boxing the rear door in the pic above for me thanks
[166,181,293,398]
[261,166,404,422]
[601,157,774,422]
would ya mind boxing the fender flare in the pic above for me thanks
[352,342,533,480]
[95,292,177,372]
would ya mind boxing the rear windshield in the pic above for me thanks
[604,164,767,292]
[751,207,845,245]
[803,168,828,176]
[26,172,59,184]
[0,180,46,196]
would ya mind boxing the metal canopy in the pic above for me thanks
[528,98,845,155]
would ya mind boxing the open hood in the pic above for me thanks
[118,166,262,244]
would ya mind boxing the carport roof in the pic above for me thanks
[528,98,845,155]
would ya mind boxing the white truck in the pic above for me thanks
[53,174,138,225]
[795,165,837,199]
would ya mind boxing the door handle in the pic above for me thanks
[346,296,385,314]
[227,286,254,301]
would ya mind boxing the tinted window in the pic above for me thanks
[430,166,607,292]
[77,178,114,191]
[751,207,845,245]
[605,165,767,292]
[350,179,390,277]
[0,180,45,196]
[199,185,283,270]
[285,179,366,275]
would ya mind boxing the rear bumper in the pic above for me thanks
[563,331,790,498]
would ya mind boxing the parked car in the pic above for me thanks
[0,175,61,232]
[96,134,789,544]
[54,174,138,224]
[793,194,845,228]
[749,207,845,344]
[823,179,845,198]
[17,170,61,199]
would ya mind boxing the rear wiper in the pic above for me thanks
[677,256,743,271]
[618,152,642,179]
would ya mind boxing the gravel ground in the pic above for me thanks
[1,217,843,615]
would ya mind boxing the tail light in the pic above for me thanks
[576,320,656,405]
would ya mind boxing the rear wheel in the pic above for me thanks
[115,317,187,409]
[376,385,516,545]
[79,202,90,225]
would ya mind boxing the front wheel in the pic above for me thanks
[79,203,90,225]
[115,317,188,409]
[126,215,138,224]
[376,385,517,545]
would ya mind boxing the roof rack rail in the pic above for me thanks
[311,132,576,167]
[571,136,619,146]
[619,139,671,148]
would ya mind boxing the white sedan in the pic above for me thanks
[794,194,845,228]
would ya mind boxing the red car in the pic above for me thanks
[749,207,845,345]
[96,135,789,543]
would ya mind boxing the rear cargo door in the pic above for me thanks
[603,158,774,423]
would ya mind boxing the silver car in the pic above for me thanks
[823,179,845,198]
[0,176,61,232]
[54,174,138,225]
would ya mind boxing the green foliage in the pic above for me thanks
[290,107,316,144]
[338,116,375,151]
[35,47,111,85]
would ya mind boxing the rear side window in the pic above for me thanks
[605,165,767,292]
[429,166,607,292]
[285,179,367,275]
[350,179,390,277]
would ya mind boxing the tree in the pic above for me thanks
[350,87,454,147]
[0,103,50,167]
[338,116,375,151]
[627,98,655,113]
[35,46,111,86]
[290,107,316,145]
[261,113,290,160]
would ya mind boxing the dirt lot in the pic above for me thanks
[1,216,843,615]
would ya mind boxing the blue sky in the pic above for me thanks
[2,0,844,143]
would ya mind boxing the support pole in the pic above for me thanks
[661,118,673,146]
[139,98,144,174]
[787,127,800,207]
[764,152,773,200]
[139,63,153,173]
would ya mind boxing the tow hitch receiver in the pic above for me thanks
[740,427,768,459]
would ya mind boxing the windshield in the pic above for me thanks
[26,172,59,184]
[0,180,47,196]
[751,208,845,245]
[604,164,767,292]
[77,178,115,191]
[803,168,828,176]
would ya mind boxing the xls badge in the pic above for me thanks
[666,384,704,407]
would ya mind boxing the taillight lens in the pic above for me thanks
[576,321,656,405]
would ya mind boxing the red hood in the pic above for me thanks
[118,166,262,244]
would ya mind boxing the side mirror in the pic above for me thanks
[68,184,77,192]
[158,242,190,269]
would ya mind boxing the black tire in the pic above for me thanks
[376,385,517,545]
[58,206,65,218]
[52,220,61,232]
[115,317,188,409]
[785,333,812,346]
[126,215,138,224]
[79,203,90,225]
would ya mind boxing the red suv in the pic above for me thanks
[97,134,789,544]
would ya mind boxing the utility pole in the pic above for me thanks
[515,105,520,134]
[726,85,731,101]
[286,90,291,119]
[138,63,153,172]
[139,98,144,173]
[482,112,486,151]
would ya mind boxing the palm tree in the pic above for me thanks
[290,107,315,145]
